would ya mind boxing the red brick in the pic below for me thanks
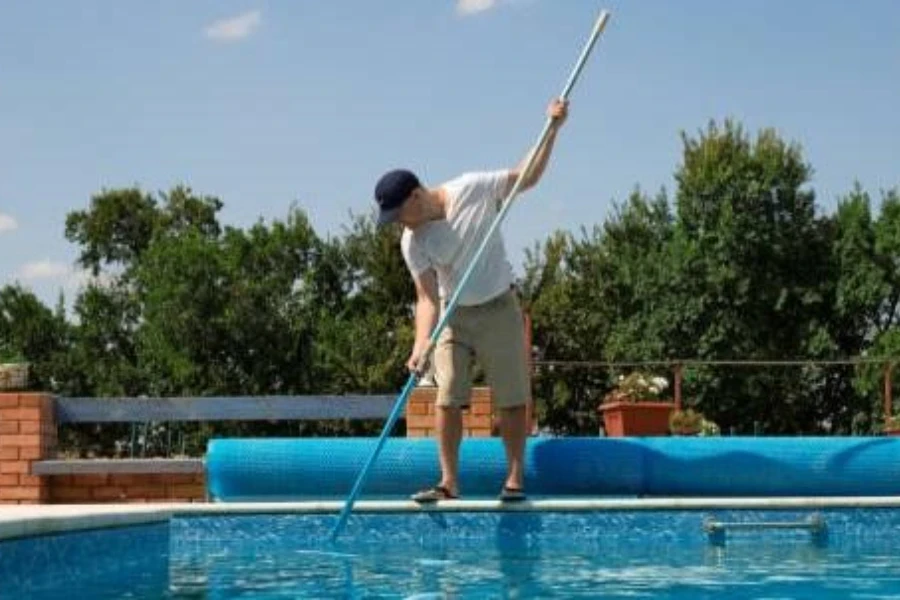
[405,427,429,437]
[0,421,18,434]
[19,394,52,409]
[124,486,169,499]
[0,474,19,486]
[0,447,18,460]
[50,486,93,501]
[19,474,42,487]
[0,461,28,474]
[70,474,109,487]
[0,486,45,501]
[406,401,428,416]
[471,388,491,401]
[92,486,126,500]
[405,414,433,429]
[0,435,40,448]
[170,474,203,485]
[106,474,141,486]
[466,414,493,429]
[173,484,206,498]
[0,394,20,408]
[1,407,44,421]
[19,421,40,435]
[136,474,172,486]
[19,447,42,460]
[472,401,493,415]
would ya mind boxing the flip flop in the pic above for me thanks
[499,486,527,502]
[411,485,459,503]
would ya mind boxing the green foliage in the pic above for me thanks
[3,118,900,450]
[0,285,68,390]
[523,119,900,435]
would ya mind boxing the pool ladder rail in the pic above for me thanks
[703,512,828,547]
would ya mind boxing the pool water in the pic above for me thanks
[4,508,900,598]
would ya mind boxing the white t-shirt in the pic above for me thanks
[400,170,515,307]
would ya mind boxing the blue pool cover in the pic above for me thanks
[206,436,900,501]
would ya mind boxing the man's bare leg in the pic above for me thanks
[497,405,527,490]
[436,406,463,496]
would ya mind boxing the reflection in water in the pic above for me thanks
[495,511,545,600]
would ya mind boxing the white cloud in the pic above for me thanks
[19,260,70,280]
[457,0,497,16]
[204,10,262,42]
[0,213,17,233]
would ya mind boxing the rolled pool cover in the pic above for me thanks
[205,436,900,501]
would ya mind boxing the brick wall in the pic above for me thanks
[1,391,206,504]
[406,386,496,437]
[49,473,206,503]
[2,387,533,503]
[0,393,56,504]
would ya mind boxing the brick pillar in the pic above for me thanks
[0,393,56,504]
[406,386,494,437]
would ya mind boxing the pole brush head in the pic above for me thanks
[593,10,611,38]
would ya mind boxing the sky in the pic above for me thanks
[1,0,898,309]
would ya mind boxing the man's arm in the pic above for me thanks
[505,98,569,195]
[407,268,440,373]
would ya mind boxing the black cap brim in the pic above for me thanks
[377,206,402,227]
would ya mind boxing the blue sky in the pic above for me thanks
[1,0,898,309]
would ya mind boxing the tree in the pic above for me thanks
[5,119,898,445]
[0,285,69,392]
[312,214,415,396]
[835,187,900,430]
[65,186,221,278]
[670,120,833,433]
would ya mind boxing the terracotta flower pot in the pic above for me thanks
[599,401,674,437]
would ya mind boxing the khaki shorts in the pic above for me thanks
[433,289,530,410]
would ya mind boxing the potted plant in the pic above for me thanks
[669,408,703,436]
[0,343,29,392]
[598,371,674,436]
[669,408,720,437]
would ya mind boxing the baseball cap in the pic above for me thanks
[374,169,421,225]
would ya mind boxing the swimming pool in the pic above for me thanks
[4,500,900,598]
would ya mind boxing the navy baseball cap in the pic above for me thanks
[374,169,421,225]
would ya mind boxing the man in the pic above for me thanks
[374,99,569,502]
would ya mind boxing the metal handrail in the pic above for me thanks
[703,512,828,547]
[703,513,826,533]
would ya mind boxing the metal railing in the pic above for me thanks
[55,395,397,424]
[533,358,898,418]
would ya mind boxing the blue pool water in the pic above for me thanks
[4,508,900,598]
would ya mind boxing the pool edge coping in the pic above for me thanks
[6,496,900,541]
